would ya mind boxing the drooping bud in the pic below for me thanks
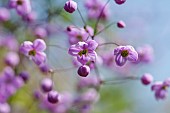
[77,65,90,77]
[117,20,126,28]
[47,90,59,104]
[114,0,126,5]
[141,73,153,85]
[41,78,53,92]
[64,0,77,13]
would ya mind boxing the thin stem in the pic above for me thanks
[77,7,86,26]
[98,42,120,47]
[53,66,75,73]
[93,0,111,37]
[102,76,140,85]
[95,21,116,36]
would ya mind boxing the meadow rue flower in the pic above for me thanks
[64,0,77,13]
[9,0,31,15]
[20,39,47,65]
[151,78,170,100]
[68,40,98,65]
[117,20,126,28]
[41,78,53,93]
[114,0,126,5]
[77,65,90,77]
[0,8,10,22]
[141,73,153,85]
[114,45,138,66]
[47,90,59,104]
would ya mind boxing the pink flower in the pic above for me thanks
[20,39,46,65]
[68,40,98,65]
[114,45,138,66]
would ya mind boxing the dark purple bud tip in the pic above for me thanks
[47,90,59,104]
[64,0,77,13]
[114,0,126,5]
[141,73,153,85]
[41,78,53,92]
[77,65,90,77]
[117,20,126,28]
[19,71,29,83]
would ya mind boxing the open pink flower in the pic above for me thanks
[114,45,138,66]
[68,40,98,65]
[20,39,46,65]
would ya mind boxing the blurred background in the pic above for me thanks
[1,0,170,113]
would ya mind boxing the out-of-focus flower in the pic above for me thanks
[0,67,24,102]
[68,40,98,65]
[34,27,48,39]
[64,0,77,13]
[114,45,138,66]
[4,51,20,67]
[22,11,37,22]
[85,0,110,20]
[0,103,11,113]
[151,78,170,100]
[66,25,93,45]
[0,8,10,22]
[9,0,31,15]
[20,39,47,65]
[136,45,154,63]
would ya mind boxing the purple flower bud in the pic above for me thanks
[77,65,90,77]
[0,8,10,22]
[114,0,126,5]
[4,52,20,67]
[19,71,29,83]
[47,90,59,104]
[117,20,126,28]
[22,11,37,23]
[64,0,77,13]
[41,78,53,92]
[141,73,153,85]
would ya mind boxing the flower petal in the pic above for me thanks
[20,41,33,55]
[33,39,46,51]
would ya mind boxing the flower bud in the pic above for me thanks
[19,71,29,83]
[114,0,126,5]
[47,90,59,104]
[141,73,153,85]
[117,20,126,28]
[77,65,90,77]
[64,0,77,13]
[41,78,53,92]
